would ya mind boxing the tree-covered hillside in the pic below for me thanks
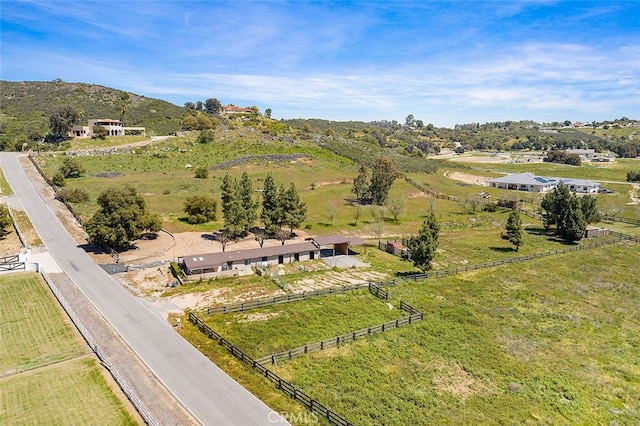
[1,79,186,148]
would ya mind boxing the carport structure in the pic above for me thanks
[311,235,366,256]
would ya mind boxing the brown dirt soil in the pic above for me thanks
[430,358,494,400]
[0,225,22,256]
[444,171,490,186]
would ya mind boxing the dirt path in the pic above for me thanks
[444,171,491,186]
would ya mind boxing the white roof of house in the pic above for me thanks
[488,173,558,186]
[489,173,599,187]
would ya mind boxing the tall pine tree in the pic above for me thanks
[408,213,440,272]
[261,174,282,235]
[505,210,524,252]
[238,172,258,233]
[282,182,307,234]
[220,174,242,236]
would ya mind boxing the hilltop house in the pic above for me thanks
[488,173,601,193]
[221,105,255,115]
[70,119,145,138]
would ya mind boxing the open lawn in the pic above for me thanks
[0,273,86,374]
[1,357,137,425]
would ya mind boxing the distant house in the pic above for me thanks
[565,148,595,160]
[70,119,145,138]
[488,173,601,193]
[221,105,255,115]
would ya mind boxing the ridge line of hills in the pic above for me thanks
[1,80,638,159]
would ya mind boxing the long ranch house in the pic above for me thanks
[488,173,601,193]
[181,235,365,275]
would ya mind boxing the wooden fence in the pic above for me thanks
[0,254,19,263]
[188,312,353,426]
[206,282,384,315]
[255,301,423,366]
[603,215,640,227]
[405,177,457,201]
[401,234,637,282]
[0,261,26,272]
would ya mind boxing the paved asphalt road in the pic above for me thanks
[1,152,284,426]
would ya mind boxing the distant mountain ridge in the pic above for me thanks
[1,79,186,139]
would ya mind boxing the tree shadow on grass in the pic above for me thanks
[489,246,514,253]
[525,226,549,236]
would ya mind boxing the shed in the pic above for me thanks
[312,235,366,255]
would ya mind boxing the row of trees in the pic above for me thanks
[545,150,581,166]
[185,172,308,239]
[184,98,222,114]
[541,183,600,242]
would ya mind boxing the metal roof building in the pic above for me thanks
[488,173,600,193]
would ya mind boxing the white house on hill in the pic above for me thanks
[70,119,145,138]
[488,173,601,193]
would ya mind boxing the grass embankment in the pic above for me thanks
[0,273,137,424]
[265,243,640,425]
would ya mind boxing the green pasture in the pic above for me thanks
[0,273,86,374]
[1,357,137,425]
[264,243,640,425]
[36,135,358,232]
[202,288,403,357]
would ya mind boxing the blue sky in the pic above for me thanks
[1,1,639,127]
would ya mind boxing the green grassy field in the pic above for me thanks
[202,288,404,356]
[0,273,137,424]
[1,357,137,425]
[0,273,86,373]
[192,242,638,425]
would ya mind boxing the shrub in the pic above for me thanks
[183,195,217,224]
[51,171,66,187]
[194,166,209,179]
[626,170,640,182]
[56,187,90,203]
[59,157,85,178]
[483,202,497,212]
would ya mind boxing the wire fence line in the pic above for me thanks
[189,312,353,426]
[40,272,159,426]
